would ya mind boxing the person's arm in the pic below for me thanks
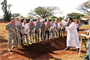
[5,23,15,32]
[65,22,76,31]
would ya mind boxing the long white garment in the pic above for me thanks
[65,22,80,48]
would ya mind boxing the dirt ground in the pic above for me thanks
[0,23,88,60]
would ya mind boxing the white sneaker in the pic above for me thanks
[12,46,15,49]
[8,48,11,52]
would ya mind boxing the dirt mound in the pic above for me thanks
[22,36,66,58]
[0,37,66,59]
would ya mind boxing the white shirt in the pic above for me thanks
[22,23,29,34]
[53,22,58,29]
[58,23,64,29]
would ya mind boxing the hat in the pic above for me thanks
[11,17,15,20]
[15,18,19,20]
[30,19,33,22]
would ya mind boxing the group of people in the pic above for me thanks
[5,17,80,52]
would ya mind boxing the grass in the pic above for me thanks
[0,23,7,30]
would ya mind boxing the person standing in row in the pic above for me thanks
[40,21,46,41]
[45,19,51,39]
[58,22,65,37]
[28,19,35,41]
[22,20,29,46]
[35,18,41,42]
[5,17,18,52]
[53,19,58,38]
[50,20,54,39]
[15,18,22,47]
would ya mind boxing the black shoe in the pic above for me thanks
[77,48,79,53]
[64,48,70,50]
[77,50,79,53]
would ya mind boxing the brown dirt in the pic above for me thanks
[0,37,67,60]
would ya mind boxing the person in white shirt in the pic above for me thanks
[75,21,79,32]
[58,22,65,37]
[22,20,29,46]
[50,20,54,38]
[53,19,58,38]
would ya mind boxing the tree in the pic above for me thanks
[25,15,34,19]
[1,0,11,21]
[77,0,90,16]
[28,6,59,19]
[11,13,21,18]
[67,12,85,19]
[59,17,64,20]
[50,16,57,20]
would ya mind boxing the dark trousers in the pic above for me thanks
[45,30,49,39]
[58,29,65,37]
[20,33,23,46]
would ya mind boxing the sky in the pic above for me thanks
[0,0,88,18]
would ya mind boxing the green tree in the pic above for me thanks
[77,0,90,16]
[59,17,64,20]
[67,12,85,19]
[28,6,58,19]
[25,15,34,19]
[1,0,11,21]
[50,16,57,20]
[11,13,21,18]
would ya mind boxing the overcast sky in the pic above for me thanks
[0,0,88,17]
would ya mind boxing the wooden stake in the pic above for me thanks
[12,31,27,44]
[18,29,32,43]
[79,37,82,57]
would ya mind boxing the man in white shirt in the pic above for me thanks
[58,22,65,37]
[50,20,54,38]
[53,19,58,38]
[22,20,29,46]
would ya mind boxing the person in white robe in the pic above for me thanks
[61,18,80,52]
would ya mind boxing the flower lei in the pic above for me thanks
[54,22,58,27]
[64,22,72,36]
[36,21,40,26]
[51,22,54,26]
[41,23,45,27]
[46,21,50,24]
[10,21,16,28]
[29,22,33,27]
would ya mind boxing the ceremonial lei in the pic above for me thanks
[29,22,33,27]
[10,21,16,28]
[36,21,40,26]
[54,22,58,27]
[41,23,45,27]
[51,22,54,26]
[64,22,72,36]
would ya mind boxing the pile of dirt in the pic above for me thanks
[22,36,66,58]
[0,37,66,59]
